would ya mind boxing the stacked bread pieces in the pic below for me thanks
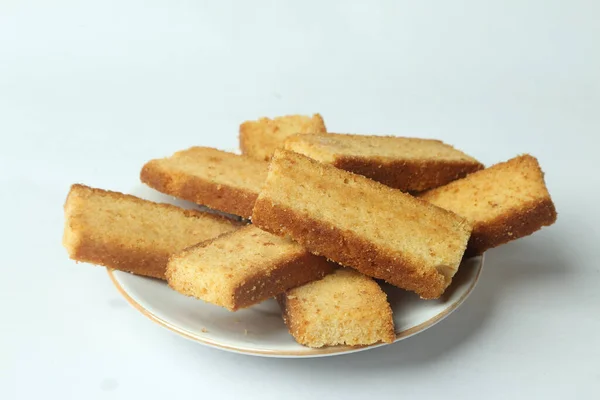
[252,150,473,300]
[63,112,558,349]
[284,133,484,192]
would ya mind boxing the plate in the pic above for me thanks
[108,186,484,358]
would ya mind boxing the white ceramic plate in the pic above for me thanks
[109,186,484,358]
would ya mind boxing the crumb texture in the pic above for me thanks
[166,225,335,311]
[278,268,395,347]
[419,154,557,255]
[62,184,240,278]
[252,150,472,299]
[140,146,268,218]
[284,133,483,191]
[239,114,327,161]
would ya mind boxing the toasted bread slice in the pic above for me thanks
[140,147,268,218]
[252,150,472,299]
[166,225,335,311]
[63,184,241,279]
[284,133,483,191]
[419,154,557,255]
[239,114,327,161]
[278,268,395,348]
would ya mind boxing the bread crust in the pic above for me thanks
[283,133,483,191]
[232,252,334,310]
[69,237,169,279]
[465,197,557,256]
[334,157,483,192]
[141,161,258,218]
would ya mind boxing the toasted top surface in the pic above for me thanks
[284,133,481,164]
[282,268,394,347]
[64,184,239,251]
[241,114,326,140]
[146,147,268,191]
[259,150,471,274]
[286,268,388,315]
[172,225,307,288]
[420,155,553,223]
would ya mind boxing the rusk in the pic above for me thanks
[141,147,268,218]
[239,114,327,161]
[166,225,335,311]
[278,268,395,347]
[419,154,557,255]
[252,150,472,299]
[284,133,483,191]
[62,184,241,279]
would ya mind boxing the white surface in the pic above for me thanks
[1,0,599,398]
[113,185,483,357]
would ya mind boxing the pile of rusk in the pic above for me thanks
[63,114,557,348]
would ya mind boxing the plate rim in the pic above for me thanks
[107,255,483,358]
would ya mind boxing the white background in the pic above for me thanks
[2,1,599,399]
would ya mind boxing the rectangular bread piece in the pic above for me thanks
[141,147,268,218]
[284,133,483,192]
[278,268,395,348]
[166,225,335,311]
[63,184,241,279]
[239,113,327,161]
[419,154,557,256]
[252,150,473,299]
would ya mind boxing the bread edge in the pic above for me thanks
[140,160,258,218]
[466,196,557,256]
[252,199,458,299]
[333,157,484,192]
[166,229,335,311]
